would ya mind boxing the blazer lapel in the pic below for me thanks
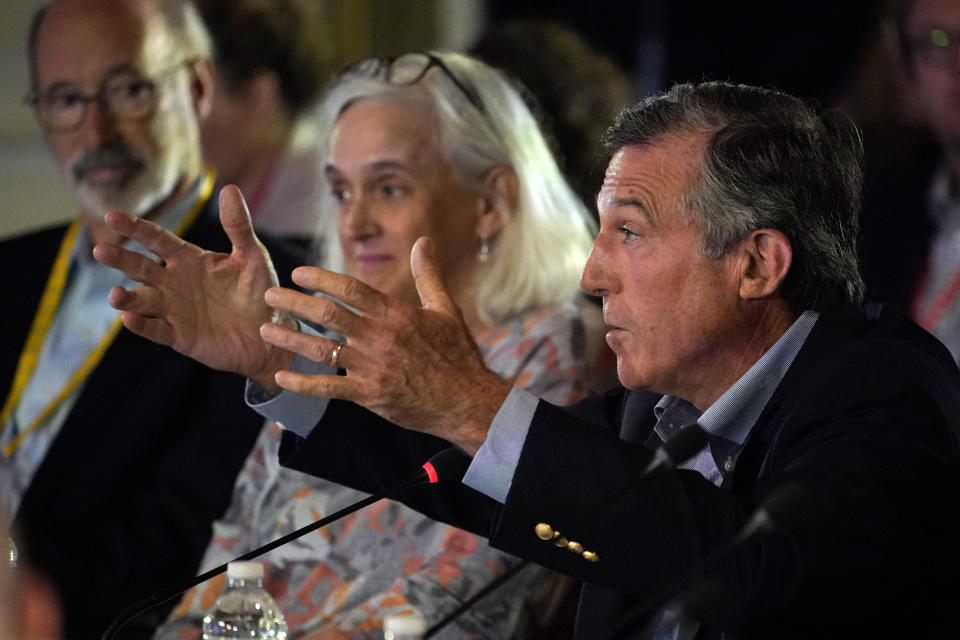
[619,390,660,444]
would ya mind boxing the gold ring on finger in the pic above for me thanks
[330,342,344,369]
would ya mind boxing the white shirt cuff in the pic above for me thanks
[244,322,336,438]
[462,386,539,503]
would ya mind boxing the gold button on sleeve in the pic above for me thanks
[566,541,584,554]
[582,550,599,562]
[554,536,569,547]
[535,523,555,541]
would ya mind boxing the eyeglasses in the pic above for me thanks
[908,28,960,69]
[341,52,487,115]
[25,61,193,133]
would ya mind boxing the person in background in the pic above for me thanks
[470,19,630,394]
[194,0,333,248]
[861,0,960,361]
[151,51,599,639]
[3,1,301,637]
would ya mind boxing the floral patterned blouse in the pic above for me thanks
[157,300,593,639]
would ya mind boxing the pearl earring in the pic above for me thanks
[478,238,490,263]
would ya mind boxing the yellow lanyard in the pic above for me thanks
[0,170,215,457]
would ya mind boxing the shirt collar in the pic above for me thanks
[653,310,819,465]
[653,395,701,441]
[698,310,819,444]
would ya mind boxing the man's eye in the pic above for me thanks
[380,184,406,198]
[108,78,154,104]
[331,187,351,203]
[618,226,640,240]
[47,90,84,109]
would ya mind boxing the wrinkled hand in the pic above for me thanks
[259,237,512,454]
[92,185,294,389]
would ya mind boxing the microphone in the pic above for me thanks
[100,447,471,640]
[417,447,472,486]
[602,481,813,638]
[643,421,710,474]
[736,481,810,540]
[421,423,708,639]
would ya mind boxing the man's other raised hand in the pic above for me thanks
[92,185,294,390]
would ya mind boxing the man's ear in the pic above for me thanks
[475,165,517,240]
[187,58,215,120]
[738,228,792,300]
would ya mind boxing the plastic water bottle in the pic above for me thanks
[202,562,287,640]
[383,613,426,640]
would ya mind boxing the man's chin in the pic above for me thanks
[615,359,655,393]
[74,183,158,220]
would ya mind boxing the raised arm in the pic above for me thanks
[92,185,295,390]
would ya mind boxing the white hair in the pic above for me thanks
[316,51,595,324]
[157,0,213,61]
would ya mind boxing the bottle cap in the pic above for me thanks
[226,561,264,580]
[384,613,427,635]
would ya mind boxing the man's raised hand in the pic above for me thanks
[258,237,512,454]
[92,185,294,389]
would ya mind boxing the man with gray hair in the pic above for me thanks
[97,81,960,637]
[1,1,299,637]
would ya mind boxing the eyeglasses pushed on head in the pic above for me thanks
[340,51,487,115]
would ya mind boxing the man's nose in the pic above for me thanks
[580,239,616,297]
[79,98,118,145]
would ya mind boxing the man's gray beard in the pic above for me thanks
[70,163,179,221]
